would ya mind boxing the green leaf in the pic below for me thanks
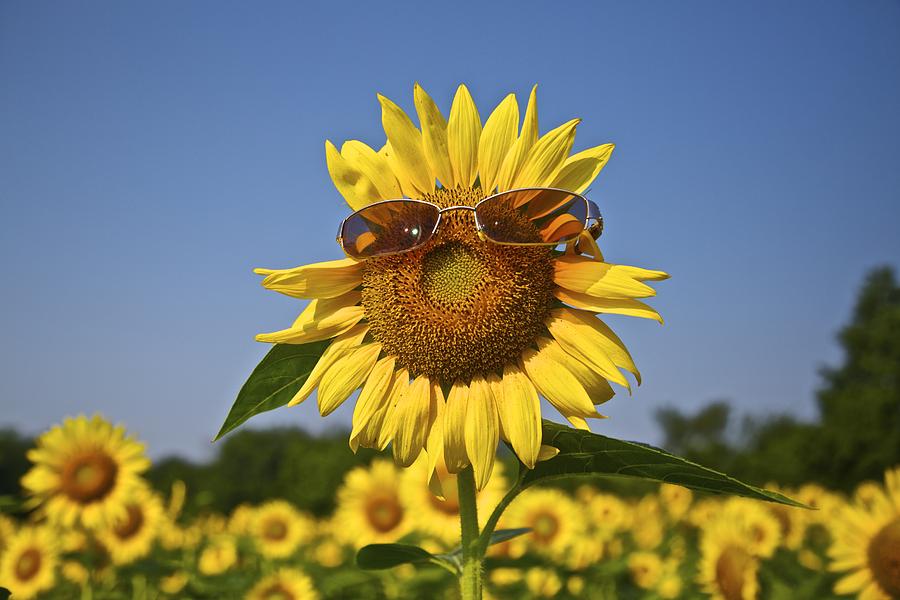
[214,341,329,441]
[528,420,806,507]
[356,543,448,571]
[486,528,531,546]
[0,588,10,600]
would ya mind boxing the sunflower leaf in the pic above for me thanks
[356,543,457,573]
[214,341,330,441]
[487,527,532,546]
[527,420,806,507]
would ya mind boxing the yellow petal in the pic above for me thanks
[477,93,519,194]
[553,255,669,300]
[378,94,433,194]
[537,335,615,405]
[414,83,455,188]
[496,85,538,191]
[349,355,396,438]
[554,308,641,384]
[288,324,369,407]
[447,84,482,188]
[425,382,446,478]
[255,258,362,299]
[443,381,470,473]
[255,292,364,344]
[357,368,408,452]
[340,140,402,200]
[464,376,499,490]
[392,375,435,467]
[567,415,591,431]
[317,342,382,416]
[544,309,631,389]
[537,445,559,461]
[325,140,382,211]
[554,288,663,323]
[549,143,615,194]
[513,118,580,188]
[520,338,607,419]
[494,365,542,469]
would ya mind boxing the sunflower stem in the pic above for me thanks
[476,461,526,555]
[457,466,482,600]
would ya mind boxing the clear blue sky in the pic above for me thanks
[2,2,898,460]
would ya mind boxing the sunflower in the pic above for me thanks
[0,513,15,557]
[198,534,238,576]
[828,466,900,600]
[21,414,150,529]
[0,526,58,600]
[96,485,164,565]
[251,500,315,560]
[503,488,583,561]
[254,84,668,488]
[332,459,411,547]
[246,568,319,600]
[629,551,664,589]
[659,483,693,522]
[697,514,763,600]
[399,454,506,544]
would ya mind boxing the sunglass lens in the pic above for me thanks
[340,201,439,258]
[476,189,587,245]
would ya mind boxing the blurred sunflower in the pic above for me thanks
[246,567,319,600]
[828,466,900,600]
[332,459,410,547]
[254,83,667,489]
[0,526,58,600]
[198,534,238,576]
[251,500,314,559]
[722,499,781,559]
[96,485,164,565]
[659,483,693,522]
[697,515,761,600]
[399,455,506,544]
[21,414,150,529]
[504,488,582,560]
[628,551,664,589]
[0,513,15,556]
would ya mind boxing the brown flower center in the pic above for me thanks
[60,450,118,504]
[14,547,42,581]
[715,545,754,600]
[868,517,900,597]
[365,495,404,533]
[531,512,561,544]
[114,504,145,540]
[262,518,288,541]
[361,186,554,384]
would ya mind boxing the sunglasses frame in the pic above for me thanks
[336,186,603,259]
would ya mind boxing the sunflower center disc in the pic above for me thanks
[715,545,753,600]
[15,548,42,581]
[264,519,288,541]
[61,450,119,504]
[869,517,900,596]
[365,495,404,533]
[361,187,554,384]
[114,504,145,540]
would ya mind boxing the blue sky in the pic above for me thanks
[1,1,898,460]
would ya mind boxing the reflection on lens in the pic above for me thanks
[340,200,439,258]
[475,189,587,245]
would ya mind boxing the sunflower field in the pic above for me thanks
[0,412,898,600]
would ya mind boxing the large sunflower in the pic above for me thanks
[21,414,150,529]
[828,466,900,600]
[0,526,58,600]
[255,84,667,489]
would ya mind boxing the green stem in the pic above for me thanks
[457,466,482,600]
[476,465,526,555]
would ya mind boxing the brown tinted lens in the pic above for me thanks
[340,200,439,258]
[476,189,587,245]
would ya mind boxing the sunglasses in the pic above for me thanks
[337,187,603,259]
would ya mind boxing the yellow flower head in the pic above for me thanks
[828,466,900,600]
[0,513,16,557]
[504,488,583,561]
[198,534,238,576]
[255,84,668,488]
[628,551,664,589]
[524,567,563,598]
[245,567,319,600]
[332,459,410,548]
[251,500,315,560]
[659,482,693,522]
[0,526,58,600]
[95,485,165,565]
[697,514,762,600]
[20,414,151,530]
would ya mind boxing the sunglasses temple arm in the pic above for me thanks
[586,200,603,240]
